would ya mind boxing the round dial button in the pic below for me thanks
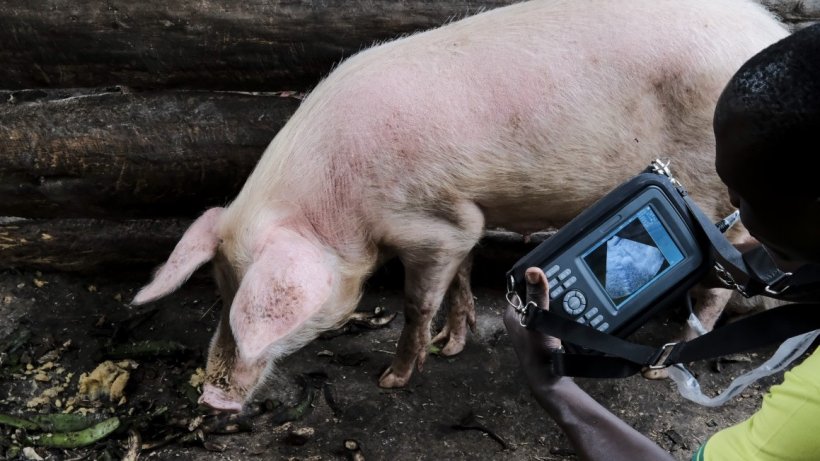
[562,289,587,315]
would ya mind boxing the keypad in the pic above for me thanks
[590,315,604,327]
[557,268,572,281]
[562,276,577,289]
[562,289,587,315]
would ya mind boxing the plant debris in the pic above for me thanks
[22,416,121,448]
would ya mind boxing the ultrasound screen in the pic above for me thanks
[582,206,684,308]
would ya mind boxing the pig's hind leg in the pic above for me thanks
[378,201,485,388]
[431,253,477,356]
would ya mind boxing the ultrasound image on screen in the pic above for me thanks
[582,206,684,308]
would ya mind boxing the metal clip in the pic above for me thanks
[649,158,682,188]
[506,275,533,326]
[765,272,793,295]
[714,261,751,298]
[649,342,678,369]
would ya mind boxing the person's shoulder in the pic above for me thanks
[801,346,820,369]
[784,345,820,388]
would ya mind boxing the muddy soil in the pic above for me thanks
[0,261,795,461]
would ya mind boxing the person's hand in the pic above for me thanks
[503,266,564,389]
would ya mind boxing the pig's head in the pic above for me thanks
[131,207,356,412]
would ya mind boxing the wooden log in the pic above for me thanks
[0,217,190,274]
[0,1,813,91]
[761,0,820,29]
[0,0,517,91]
[0,217,554,274]
[0,87,301,219]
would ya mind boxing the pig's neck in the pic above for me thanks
[235,129,376,262]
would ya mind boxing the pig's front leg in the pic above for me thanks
[431,253,477,356]
[379,252,471,388]
[378,202,484,388]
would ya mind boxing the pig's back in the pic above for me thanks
[236,0,788,236]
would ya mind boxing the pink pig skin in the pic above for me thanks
[132,0,788,411]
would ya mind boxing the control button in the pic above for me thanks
[584,307,599,319]
[574,290,586,304]
[549,285,565,300]
[562,276,577,289]
[548,278,560,290]
[561,289,587,315]
[576,317,587,324]
[557,268,572,281]
[590,315,604,327]
[545,265,560,278]
[597,322,610,332]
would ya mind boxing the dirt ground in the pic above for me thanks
[0,259,797,461]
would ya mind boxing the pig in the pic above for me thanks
[131,0,790,410]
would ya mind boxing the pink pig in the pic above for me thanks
[132,0,789,411]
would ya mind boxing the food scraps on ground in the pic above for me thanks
[78,360,138,403]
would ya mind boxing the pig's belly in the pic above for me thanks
[478,198,585,235]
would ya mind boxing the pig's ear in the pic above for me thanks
[229,242,333,361]
[131,207,224,305]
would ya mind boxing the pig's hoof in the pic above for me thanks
[431,326,467,356]
[440,337,466,356]
[642,367,670,380]
[199,384,244,413]
[378,367,411,388]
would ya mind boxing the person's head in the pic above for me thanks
[714,24,820,265]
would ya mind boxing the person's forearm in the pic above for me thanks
[531,377,675,461]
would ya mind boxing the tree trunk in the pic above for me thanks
[0,217,189,274]
[0,0,517,91]
[0,218,554,274]
[0,87,301,219]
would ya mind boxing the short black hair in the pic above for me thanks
[714,23,820,204]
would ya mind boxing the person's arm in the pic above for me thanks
[504,268,675,461]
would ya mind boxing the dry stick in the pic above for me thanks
[122,429,141,461]
[322,383,344,417]
[451,413,510,450]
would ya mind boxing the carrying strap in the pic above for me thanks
[681,193,820,302]
[524,302,820,378]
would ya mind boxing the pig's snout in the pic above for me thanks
[199,384,244,413]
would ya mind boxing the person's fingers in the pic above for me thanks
[525,267,563,350]
[525,267,549,310]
